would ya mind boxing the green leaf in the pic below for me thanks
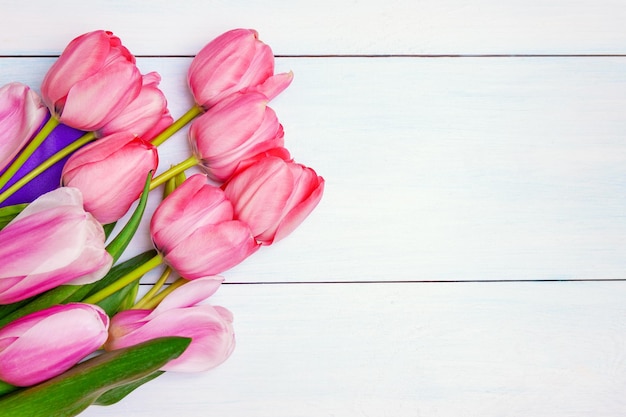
[0,337,191,417]
[102,222,117,240]
[94,371,164,406]
[105,171,152,263]
[0,203,27,230]
[0,380,18,397]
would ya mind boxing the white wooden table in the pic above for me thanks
[2,1,626,416]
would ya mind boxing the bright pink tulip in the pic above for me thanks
[188,28,293,109]
[0,303,109,386]
[97,72,173,141]
[105,277,234,372]
[0,187,112,304]
[41,30,142,131]
[223,156,325,245]
[189,92,284,182]
[0,82,48,171]
[61,132,159,224]
[150,174,259,278]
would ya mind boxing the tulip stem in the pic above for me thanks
[149,156,198,190]
[0,132,97,204]
[150,104,204,147]
[138,278,188,310]
[83,254,163,305]
[132,267,172,309]
[0,117,60,190]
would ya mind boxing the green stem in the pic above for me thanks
[140,278,187,310]
[82,254,163,305]
[0,132,96,204]
[132,267,172,309]
[149,155,198,190]
[150,104,203,147]
[0,117,60,190]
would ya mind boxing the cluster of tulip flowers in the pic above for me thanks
[0,28,323,416]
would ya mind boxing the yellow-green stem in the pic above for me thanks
[139,278,188,310]
[0,132,97,204]
[0,117,60,189]
[83,254,163,305]
[149,156,198,190]
[150,104,203,147]
[132,267,172,309]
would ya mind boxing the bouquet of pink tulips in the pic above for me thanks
[0,29,324,416]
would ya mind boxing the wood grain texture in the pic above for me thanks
[3,56,625,282]
[80,281,626,417]
[0,0,626,55]
[1,2,625,416]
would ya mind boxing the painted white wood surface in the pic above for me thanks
[80,281,626,417]
[3,56,626,282]
[0,0,626,55]
[1,1,625,416]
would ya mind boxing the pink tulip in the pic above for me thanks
[223,156,325,245]
[0,82,48,171]
[97,72,173,141]
[105,277,234,372]
[188,28,293,109]
[150,174,259,278]
[41,30,142,131]
[189,92,284,182]
[61,132,159,224]
[0,303,109,386]
[0,187,112,304]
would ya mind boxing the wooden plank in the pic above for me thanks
[1,56,625,282]
[80,281,626,416]
[1,1,626,55]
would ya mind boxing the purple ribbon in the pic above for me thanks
[0,113,87,207]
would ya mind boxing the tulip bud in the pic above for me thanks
[0,187,112,303]
[223,156,325,245]
[41,30,142,131]
[0,82,48,172]
[61,132,159,224]
[0,303,109,386]
[150,174,259,278]
[188,28,293,109]
[189,92,284,182]
[105,277,233,372]
[97,72,173,141]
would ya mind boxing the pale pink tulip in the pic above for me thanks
[150,174,259,278]
[188,28,293,109]
[105,277,233,372]
[61,132,159,224]
[0,82,48,171]
[223,156,325,245]
[189,92,284,182]
[0,303,109,386]
[0,187,112,303]
[97,72,173,141]
[41,30,142,131]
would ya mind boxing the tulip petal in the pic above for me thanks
[151,277,224,315]
[164,220,259,278]
[60,62,142,130]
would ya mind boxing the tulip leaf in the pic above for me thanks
[0,203,27,230]
[102,222,117,239]
[93,371,164,406]
[0,337,191,417]
[0,380,18,397]
[105,171,152,263]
